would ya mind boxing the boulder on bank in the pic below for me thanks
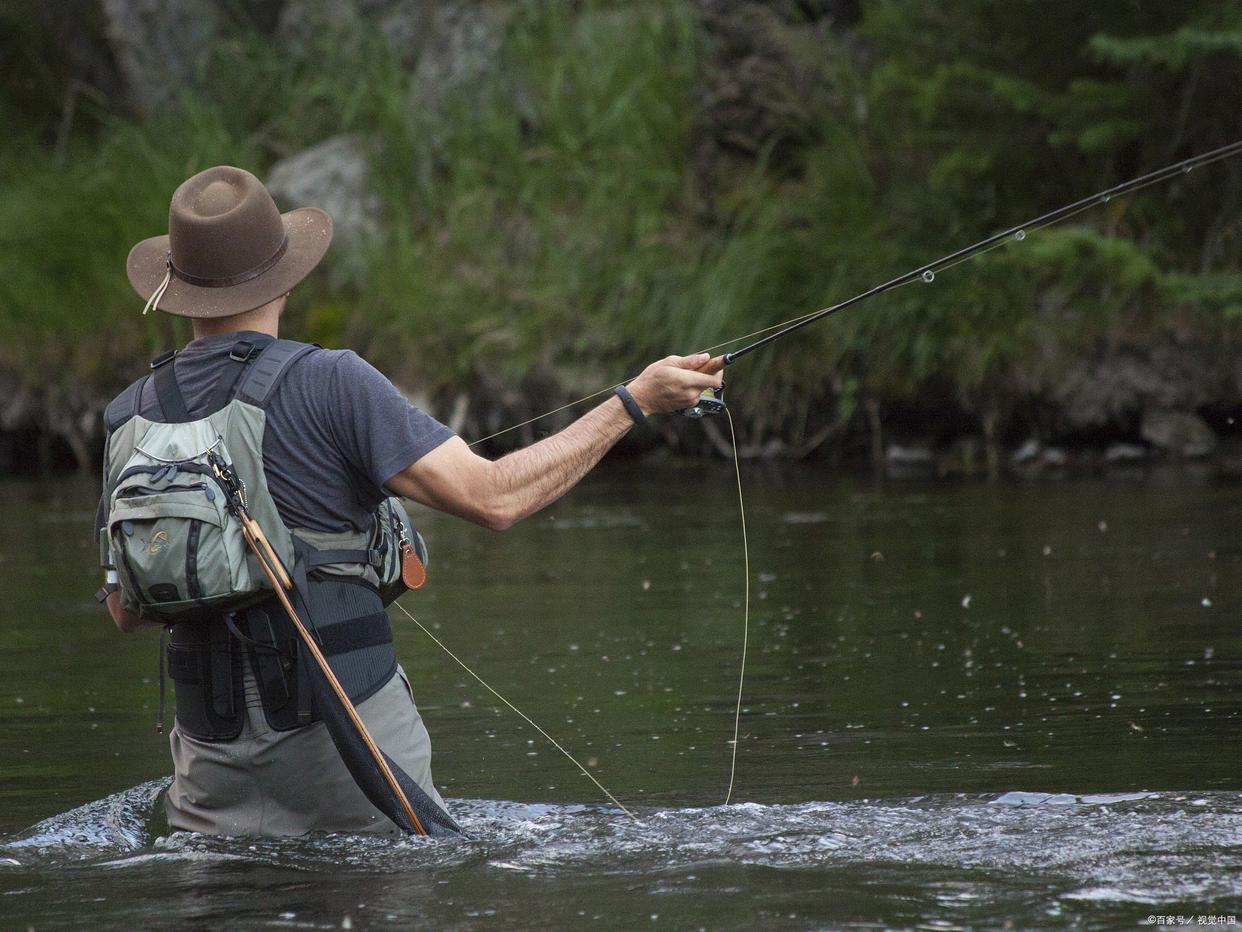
[276,0,506,106]
[412,2,506,109]
[1104,443,1148,463]
[275,0,365,57]
[1055,336,1237,433]
[100,0,221,114]
[1140,410,1217,458]
[692,1,857,187]
[266,134,382,275]
[885,442,935,477]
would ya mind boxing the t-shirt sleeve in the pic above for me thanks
[325,350,456,489]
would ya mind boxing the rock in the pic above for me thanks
[885,443,935,477]
[1009,440,1068,475]
[266,134,382,263]
[885,443,934,466]
[1104,443,1148,463]
[692,0,856,187]
[101,0,221,114]
[32,5,127,106]
[1040,447,1068,467]
[1140,410,1217,458]
[372,0,431,66]
[275,0,365,58]
[1055,336,1239,432]
[276,0,430,61]
[412,3,507,110]
[0,381,35,430]
[1010,438,1041,464]
[276,0,501,84]
[277,1,508,118]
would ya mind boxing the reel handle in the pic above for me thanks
[677,354,727,418]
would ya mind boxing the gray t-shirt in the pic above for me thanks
[98,331,454,534]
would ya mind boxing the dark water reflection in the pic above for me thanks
[1,467,1239,928]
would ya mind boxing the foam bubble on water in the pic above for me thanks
[781,512,828,525]
[6,786,1242,911]
[2,779,165,855]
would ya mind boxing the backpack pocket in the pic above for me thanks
[109,479,254,618]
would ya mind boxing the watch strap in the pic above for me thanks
[613,385,646,426]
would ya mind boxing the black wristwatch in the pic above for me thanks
[613,384,646,426]
[95,581,119,603]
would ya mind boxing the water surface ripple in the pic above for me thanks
[4,472,1242,928]
[3,781,1239,929]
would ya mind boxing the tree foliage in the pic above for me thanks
[2,0,1241,466]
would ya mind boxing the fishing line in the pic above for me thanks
[466,315,830,447]
[471,141,1242,444]
[724,139,1242,364]
[443,139,1242,813]
[470,386,618,447]
[392,597,640,821]
[722,406,749,806]
[416,409,751,810]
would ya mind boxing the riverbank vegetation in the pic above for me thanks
[3,1,1242,473]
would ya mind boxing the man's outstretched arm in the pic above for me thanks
[386,353,723,530]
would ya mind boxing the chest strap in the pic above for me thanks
[306,549,383,569]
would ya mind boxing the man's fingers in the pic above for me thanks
[671,353,711,369]
[676,368,723,389]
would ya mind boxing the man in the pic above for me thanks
[98,165,722,835]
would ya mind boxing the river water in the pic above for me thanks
[1,467,1239,929]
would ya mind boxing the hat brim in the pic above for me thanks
[126,207,334,319]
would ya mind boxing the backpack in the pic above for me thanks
[100,338,422,622]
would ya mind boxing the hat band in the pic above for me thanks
[169,235,289,288]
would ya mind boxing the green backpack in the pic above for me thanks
[100,339,422,622]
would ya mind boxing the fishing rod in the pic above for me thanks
[676,138,1242,418]
[443,138,1242,817]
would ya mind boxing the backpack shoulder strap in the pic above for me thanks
[103,374,152,433]
[151,351,189,422]
[232,339,320,407]
[207,335,277,414]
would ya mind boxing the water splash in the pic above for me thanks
[5,784,1240,913]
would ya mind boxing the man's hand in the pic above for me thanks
[387,351,726,531]
[626,353,724,416]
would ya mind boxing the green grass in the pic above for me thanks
[3,0,1242,463]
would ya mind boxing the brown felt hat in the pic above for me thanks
[126,165,333,318]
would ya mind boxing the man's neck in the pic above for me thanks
[190,298,283,341]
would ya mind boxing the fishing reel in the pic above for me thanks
[678,384,726,418]
[677,354,728,417]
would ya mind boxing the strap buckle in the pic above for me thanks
[149,350,176,369]
[229,340,258,362]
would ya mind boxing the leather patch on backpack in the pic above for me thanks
[400,540,426,590]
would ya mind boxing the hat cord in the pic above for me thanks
[141,254,173,316]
